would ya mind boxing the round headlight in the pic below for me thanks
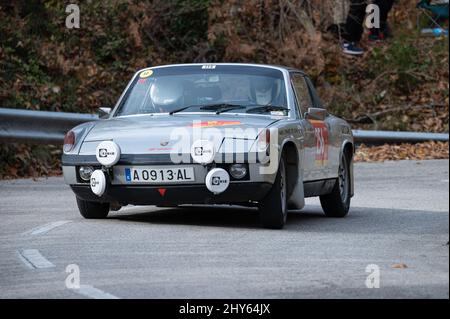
[79,166,95,181]
[229,164,247,179]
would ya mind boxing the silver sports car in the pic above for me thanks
[62,63,354,229]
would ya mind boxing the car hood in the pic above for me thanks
[80,114,281,154]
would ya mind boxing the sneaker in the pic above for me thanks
[368,29,385,41]
[369,24,392,41]
[341,41,364,55]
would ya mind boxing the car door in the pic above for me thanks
[290,73,318,181]
[303,76,337,179]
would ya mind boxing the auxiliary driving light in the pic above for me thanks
[96,140,121,167]
[205,168,230,194]
[79,166,95,181]
[90,169,106,197]
[229,164,247,179]
[191,139,215,165]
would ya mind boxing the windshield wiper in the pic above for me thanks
[199,103,246,114]
[169,103,245,115]
[215,106,246,114]
[169,105,200,115]
[246,105,290,114]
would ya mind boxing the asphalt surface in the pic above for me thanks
[0,160,448,299]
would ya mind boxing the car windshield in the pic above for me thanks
[115,65,288,117]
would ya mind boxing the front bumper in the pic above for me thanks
[62,153,276,205]
[71,182,272,206]
[62,153,276,185]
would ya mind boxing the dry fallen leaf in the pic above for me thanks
[392,263,408,269]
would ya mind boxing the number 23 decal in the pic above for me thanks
[310,120,329,166]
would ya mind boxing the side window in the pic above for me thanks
[291,74,313,117]
[304,76,324,109]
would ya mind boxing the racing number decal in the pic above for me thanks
[310,120,329,166]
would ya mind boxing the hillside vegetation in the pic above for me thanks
[0,0,448,178]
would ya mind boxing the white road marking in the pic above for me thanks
[71,285,119,299]
[24,220,71,236]
[442,179,449,183]
[17,249,118,299]
[18,249,55,269]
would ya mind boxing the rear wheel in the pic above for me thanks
[259,156,287,229]
[76,197,110,219]
[319,153,351,217]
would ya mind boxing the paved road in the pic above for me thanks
[0,160,448,299]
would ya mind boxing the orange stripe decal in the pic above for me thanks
[189,121,241,128]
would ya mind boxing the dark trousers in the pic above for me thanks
[343,0,394,42]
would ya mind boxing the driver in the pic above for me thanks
[149,77,184,113]
[250,77,276,105]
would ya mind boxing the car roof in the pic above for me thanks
[142,63,307,76]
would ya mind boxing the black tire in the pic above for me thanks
[76,197,110,219]
[259,156,287,229]
[319,153,351,217]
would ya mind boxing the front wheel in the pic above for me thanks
[76,197,110,219]
[258,156,287,229]
[319,153,351,217]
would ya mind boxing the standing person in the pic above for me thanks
[341,0,395,55]
[368,0,395,41]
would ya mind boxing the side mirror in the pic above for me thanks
[305,107,327,121]
[98,107,112,119]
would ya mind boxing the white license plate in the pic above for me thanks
[124,167,195,183]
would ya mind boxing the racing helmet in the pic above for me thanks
[250,77,276,105]
[150,77,184,112]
